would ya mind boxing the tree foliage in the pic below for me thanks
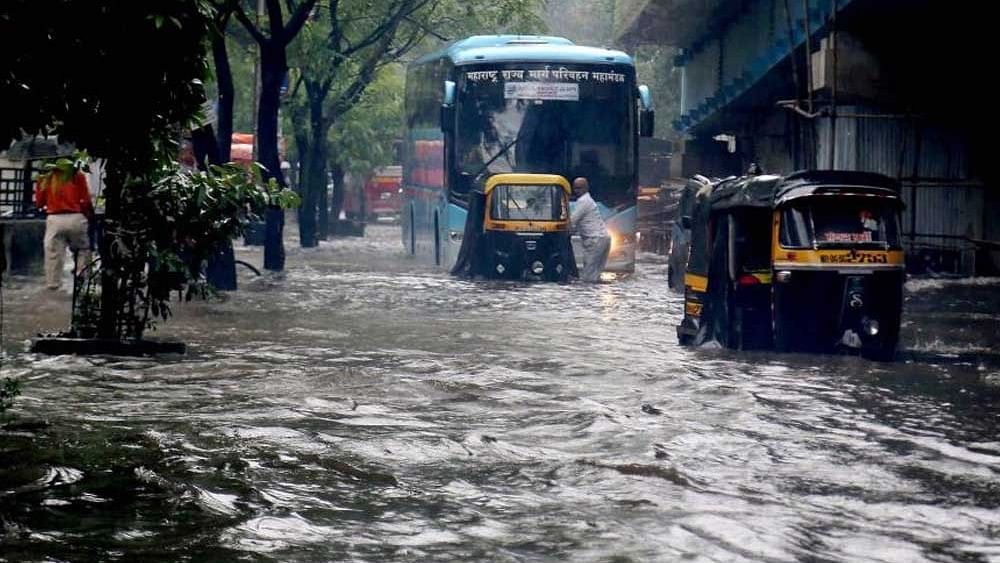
[285,0,544,244]
[544,0,616,46]
[1,1,214,163]
[541,0,680,139]
[327,67,404,179]
[633,45,682,140]
[89,163,297,336]
[2,0,297,340]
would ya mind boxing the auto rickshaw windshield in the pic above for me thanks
[490,184,567,221]
[780,198,902,248]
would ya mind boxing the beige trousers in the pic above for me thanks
[580,235,611,282]
[44,213,91,289]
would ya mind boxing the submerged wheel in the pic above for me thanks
[862,347,896,362]
[434,214,441,266]
[409,207,416,255]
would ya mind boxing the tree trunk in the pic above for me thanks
[258,44,286,271]
[211,30,234,163]
[191,126,220,170]
[205,243,237,291]
[291,107,311,245]
[299,93,328,248]
[329,162,345,235]
[98,164,124,339]
[193,124,237,291]
[317,168,330,240]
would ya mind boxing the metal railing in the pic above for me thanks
[0,166,37,217]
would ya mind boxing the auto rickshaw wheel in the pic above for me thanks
[773,306,791,353]
[862,348,895,362]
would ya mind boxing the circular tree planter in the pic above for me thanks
[30,334,185,357]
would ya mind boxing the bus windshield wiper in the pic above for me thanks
[471,129,525,183]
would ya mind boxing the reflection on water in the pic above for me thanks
[1,225,999,562]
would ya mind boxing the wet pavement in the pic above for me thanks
[1,224,999,562]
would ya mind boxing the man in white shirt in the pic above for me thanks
[570,177,611,282]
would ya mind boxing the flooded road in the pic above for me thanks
[2,224,1000,562]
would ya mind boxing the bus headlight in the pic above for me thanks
[610,232,634,252]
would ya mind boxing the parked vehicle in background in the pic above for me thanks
[667,175,711,292]
[363,165,402,223]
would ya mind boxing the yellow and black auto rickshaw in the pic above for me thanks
[677,170,905,360]
[451,173,577,282]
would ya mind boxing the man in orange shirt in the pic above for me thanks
[34,166,95,290]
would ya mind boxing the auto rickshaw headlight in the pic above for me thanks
[531,261,544,275]
[776,270,793,283]
[496,263,506,275]
[863,317,880,336]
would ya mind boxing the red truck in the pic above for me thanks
[359,165,402,223]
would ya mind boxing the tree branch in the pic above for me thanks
[402,13,448,42]
[282,0,319,45]
[233,4,268,45]
[265,0,283,38]
[342,0,432,58]
[289,71,305,99]
[328,47,386,120]
[328,0,343,52]
[388,23,431,60]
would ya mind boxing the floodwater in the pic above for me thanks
[1,224,999,562]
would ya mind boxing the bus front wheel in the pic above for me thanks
[409,207,416,256]
[434,214,441,266]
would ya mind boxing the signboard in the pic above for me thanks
[465,68,626,84]
[504,82,579,101]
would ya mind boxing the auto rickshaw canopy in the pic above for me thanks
[483,173,572,196]
[685,170,903,278]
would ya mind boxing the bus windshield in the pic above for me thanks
[457,64,635,206]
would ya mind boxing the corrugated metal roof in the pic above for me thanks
[812,109,983,256]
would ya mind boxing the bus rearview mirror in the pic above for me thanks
[638,84,654,137]
[640,109,655,137]
[454,171,473,194]
[441,105,455,133]
[441,80,456,133]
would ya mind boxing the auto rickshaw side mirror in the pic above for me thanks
[680,215,692,229]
